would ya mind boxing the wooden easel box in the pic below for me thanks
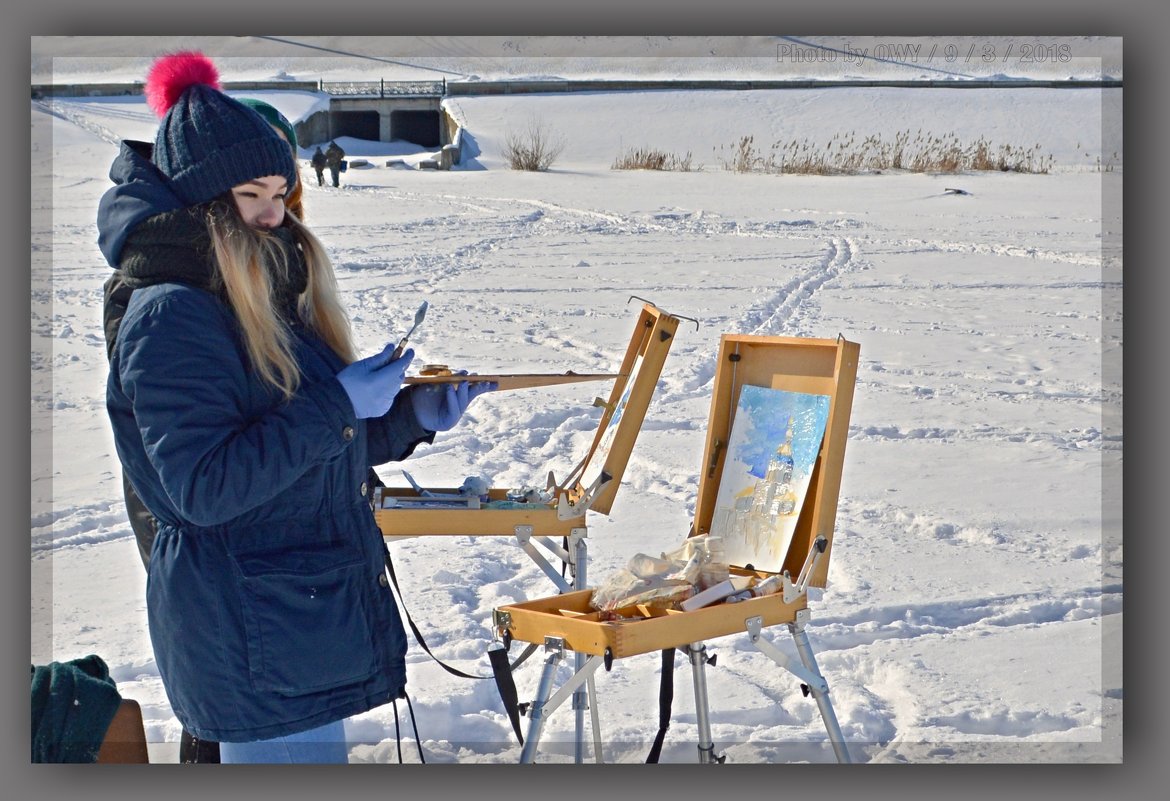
[496,334,861,658]
[374,303,682,539]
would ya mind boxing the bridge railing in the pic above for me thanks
[318,79,446,97]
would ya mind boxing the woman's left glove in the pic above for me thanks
[410,372,498,432]
[337,347,414,419]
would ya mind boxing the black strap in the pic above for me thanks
[391,699,403,764]
[383,545,536,748]
[390,695,427,764]
[383,550,490,680]
[402,691,426,763]
[509,641,539,671]
[488,644,525,745]
[645,648,676,763]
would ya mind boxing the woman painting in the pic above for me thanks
[102,52,493,763]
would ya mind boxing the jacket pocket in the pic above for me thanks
[233,543,378,696]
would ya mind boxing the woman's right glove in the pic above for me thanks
[336,346,414,419]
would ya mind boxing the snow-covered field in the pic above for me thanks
[30,38,1122,765]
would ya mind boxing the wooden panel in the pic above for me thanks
[580,307,681,515]
[501,590,619,656]
[404,373,619,391]
[770,339,860,584]
[96,699,149,764]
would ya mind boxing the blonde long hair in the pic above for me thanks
[206,202,356,400]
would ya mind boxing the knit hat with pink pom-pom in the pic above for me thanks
[144,51,297,206]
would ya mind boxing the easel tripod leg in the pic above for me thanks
[569,662,604,763]
[587,675,603,762]
[569,531,603,763]
[687,642,723,764]
[520,639,564,764]
[788,620,851,764]
[573,651,587,763]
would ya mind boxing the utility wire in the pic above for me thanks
[240,35,472,79]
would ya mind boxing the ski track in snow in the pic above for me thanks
[36,99,129,147]
[887,236,1101,268]
[851,420,1108,451]
[736,235,856,338]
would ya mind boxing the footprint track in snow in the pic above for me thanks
[738,236,857,337]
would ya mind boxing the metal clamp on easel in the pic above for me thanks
[557,470,612,521]
[512,525,589,594]
[782,533,829,604]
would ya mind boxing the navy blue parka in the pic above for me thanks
[99,141,430,743]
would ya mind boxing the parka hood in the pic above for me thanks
[96,140,184,268]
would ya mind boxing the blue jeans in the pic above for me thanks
[219,719,348,764]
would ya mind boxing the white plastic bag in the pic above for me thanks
[589,535,729,612]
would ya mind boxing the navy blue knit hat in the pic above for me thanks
[145,52,298,207]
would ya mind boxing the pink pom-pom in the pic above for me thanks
[144,51,221,117]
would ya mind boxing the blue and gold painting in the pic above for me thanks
[710,385,832,571]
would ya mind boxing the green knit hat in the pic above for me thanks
[237,98,298,152]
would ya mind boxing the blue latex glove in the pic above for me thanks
[336,346,414,419]
[410,371,498,432]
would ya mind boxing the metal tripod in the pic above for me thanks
[516,614,849,764]
[512,525,603,763]
[514,537,852,764]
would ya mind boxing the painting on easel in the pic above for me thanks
[710,386,832,572]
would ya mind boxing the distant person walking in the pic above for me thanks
[325,140,345,187]
[311,146,327,187]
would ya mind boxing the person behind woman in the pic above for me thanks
[99,94,307,765]
[102,51,494,764]
[237,98,305,220]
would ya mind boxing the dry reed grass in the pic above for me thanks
[714,130,1054,175]
[611,146,697,171]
